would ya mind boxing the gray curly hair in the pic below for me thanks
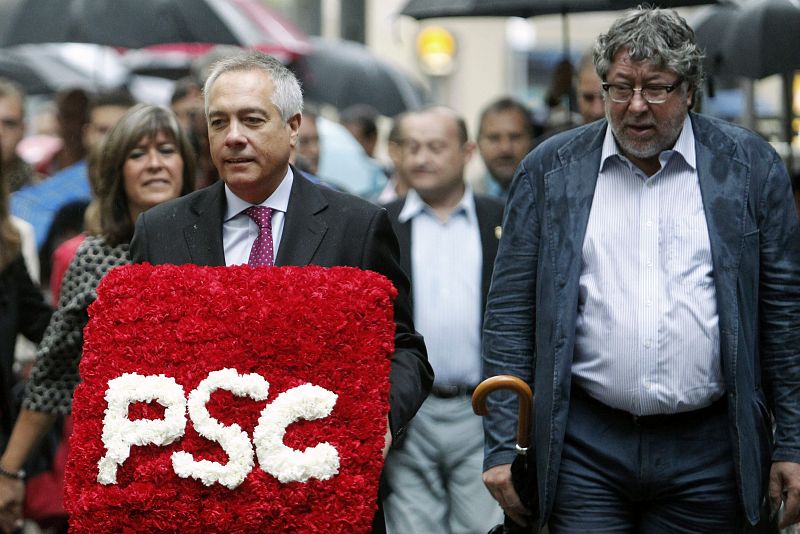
[593,7,704,104]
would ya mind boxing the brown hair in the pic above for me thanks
[96,104,196,246]
[0,145,21,271]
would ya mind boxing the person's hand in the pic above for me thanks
[0,475,24,534]
[483,463,530,527]
[770,461,800,528]
[382,415,392,459]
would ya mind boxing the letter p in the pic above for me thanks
[97,373,187,484]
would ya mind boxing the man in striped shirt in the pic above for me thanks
[481,7,800,533]
[382,107,505,532]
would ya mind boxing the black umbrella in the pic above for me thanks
[725,0,800,169]
[401,0,718,54]
[473,376,536,534]
[690,2,741,79]
[402,0,716,18]
[719,0,800,80]
[692,0,800,163]
[295,37,427,117]
[0,0,272,49]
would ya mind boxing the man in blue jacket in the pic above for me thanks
[482,7,800,532]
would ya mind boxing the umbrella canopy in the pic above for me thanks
[691,0,799,153]
[720,0,800,162]
[401,0,719,56]
[295,37,427,117]
[401,0,716,18]
[690,2,741,78]
[0,44,126,95]
[0,0,309,53]
[121,45,207,81]
[227,0,310,59]
[122,41,303,82]
[0,49,90,95]
[719,0,800,79]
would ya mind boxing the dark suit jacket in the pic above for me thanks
[384,193,505,322]
[130,171,433,441]
[0,255,52,439]
[482,112,800,527]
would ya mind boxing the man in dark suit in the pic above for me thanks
[129,53,433,524]
[482,7,800,532]
[382,107,505,532]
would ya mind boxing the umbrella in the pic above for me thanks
[225,0,310,59]
[121,45,208,81]
[472,375,536,534]
[119,1,309,81]
[401,0,718,55]
[295,37,427,117]
[122,42,302,82]
[690,2,741,80]
[692,0,800,162]
[724,0,800,168]
[719,0,800,80]
[0,44,126,95]
[0,49,91,95]
[402,0,716,18]
[0,0,309,52]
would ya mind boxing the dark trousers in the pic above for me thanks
[548,387,741,533]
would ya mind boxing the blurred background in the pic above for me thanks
[1,4,797,533]
[0,0,797,186]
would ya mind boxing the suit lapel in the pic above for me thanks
[275,172,329,266]
[545,125,604,305]
[691,114,749,377]
[475,196,501,312]
[692,114,748,280]
[183,181,226,266]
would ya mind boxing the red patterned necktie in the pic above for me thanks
[244,206,274,267]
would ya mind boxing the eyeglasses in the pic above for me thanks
[601,78,684,104]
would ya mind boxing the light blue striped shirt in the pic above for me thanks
[399,187,483,387]
[572,117,724,415]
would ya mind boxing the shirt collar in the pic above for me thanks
[600,115,696,173]
[670,116,696,169]
[224,166,294,222]
[398,183,476,224]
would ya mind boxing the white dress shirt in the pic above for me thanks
[222,168,293,266]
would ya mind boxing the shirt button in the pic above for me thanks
[646,220,653,227]
[645,299,652,307]
[644,339,652,348]
[646,260,653,268]
[644,382,651,390]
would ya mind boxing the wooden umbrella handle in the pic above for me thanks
[472,375,533,450]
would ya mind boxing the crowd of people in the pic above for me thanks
[1,5,799,534]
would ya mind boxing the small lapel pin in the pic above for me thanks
[494,226,502,240]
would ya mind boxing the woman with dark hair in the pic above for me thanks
[0,104,195,531]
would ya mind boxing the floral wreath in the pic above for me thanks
[66,264,394,533]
